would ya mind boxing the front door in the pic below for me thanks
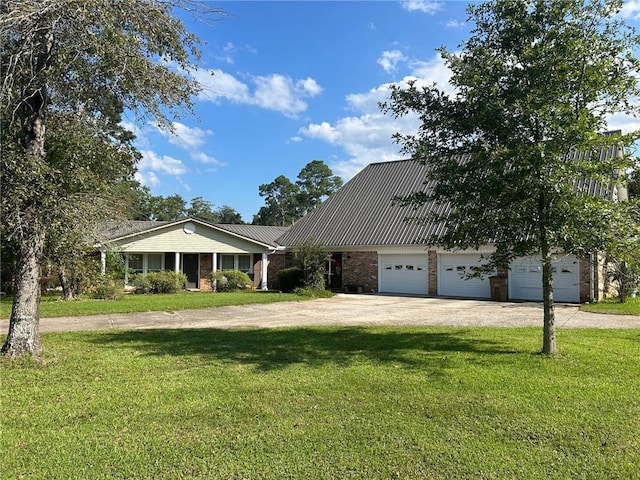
[326,253,343,291]
[183,254,199,289]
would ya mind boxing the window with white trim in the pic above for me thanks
[128,254,143,274]
[147,253,163,272]
[238,255,251,273]
[220,254,253,273]
[220,255,235,271]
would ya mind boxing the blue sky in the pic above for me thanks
[124,0,640,222]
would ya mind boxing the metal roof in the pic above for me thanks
[277,148,620,248]
[277,159,445,247]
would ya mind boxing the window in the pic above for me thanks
[221,255,235,271]
[128,254,143,274]
[147,254,163,272]
[238,255,251,273]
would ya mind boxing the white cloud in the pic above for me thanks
[620,0,640,19]
[156,122,213,150]
[297,77,323,96]
[135,170,160,187]
[299,53,450,180]
[193,68,251,103]
[378,50,407,73]
[444,18,466,29]
[605,113,640,135]
[191,151,225,166]
[138,150,186,176]
[400,0,443,14]
[192,68,322,117]
[253,74,309,117]
[409,54,456,95]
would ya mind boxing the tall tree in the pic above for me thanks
[151,194,188,221]
[214,205,244,224]
[296,160,343,216]
[1,0,222,359]
[254,175,300,226]
[382,0,639,354]
[253,161,342,226]
[187,196,217,222]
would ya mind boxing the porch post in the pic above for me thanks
[100,250,107,275]
[124,253,129,285]
[261,252,268,290]
[174,252,180,273]
[212,253,217,292]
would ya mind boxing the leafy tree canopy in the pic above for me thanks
[381,0,640,354]
[1,0,223,358]
[253,160,342,226]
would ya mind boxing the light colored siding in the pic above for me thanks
[114,223,267,253]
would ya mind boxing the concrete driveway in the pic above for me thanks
[3,294,638,333]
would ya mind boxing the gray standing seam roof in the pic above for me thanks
[277,148,620,248]
[277,159,445,247]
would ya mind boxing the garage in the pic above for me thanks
[379,254,428,295]
[438,254,493,299]
[509,255,580,303]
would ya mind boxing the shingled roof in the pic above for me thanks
[102,218,288,248]
[277,146,622,248]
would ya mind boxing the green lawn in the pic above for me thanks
[0,290,331,319]
[2,327,639,479]
[580,297,640,315]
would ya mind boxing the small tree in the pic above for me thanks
[382,0,640,354]
[292,241,329,291]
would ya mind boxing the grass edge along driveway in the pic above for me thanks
[0,290,330,319]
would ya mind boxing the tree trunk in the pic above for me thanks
[1,228,45,359]
[538,183,557,355]
[58,263,79,301]
[540,237,557,355]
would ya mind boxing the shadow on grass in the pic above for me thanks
[90,327,523,371]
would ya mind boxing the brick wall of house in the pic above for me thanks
[428,250,437,295]
[342,251,378,293]
[199,253,213,291]
[579,257,589,303]
[266,253,290,290]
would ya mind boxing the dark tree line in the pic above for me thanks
[126,185,244,223]
[252,160,342,226]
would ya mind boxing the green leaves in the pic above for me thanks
[254,161,342,226]
[382,0,639,264]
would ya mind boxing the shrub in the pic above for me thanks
[292,241,329,290]
[130,274,151,294]
[277,267,304,293]
[147,271,187,294]
[208,270,252,292]
[131,271,187,294]
[91,276,120,300]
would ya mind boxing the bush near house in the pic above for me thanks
[208,270,252,292]
[277,267,304,293]
[131,271,187,294]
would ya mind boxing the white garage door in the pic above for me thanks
[438,254,493,299]
[509,255,580,303]
[379,254,428,295]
